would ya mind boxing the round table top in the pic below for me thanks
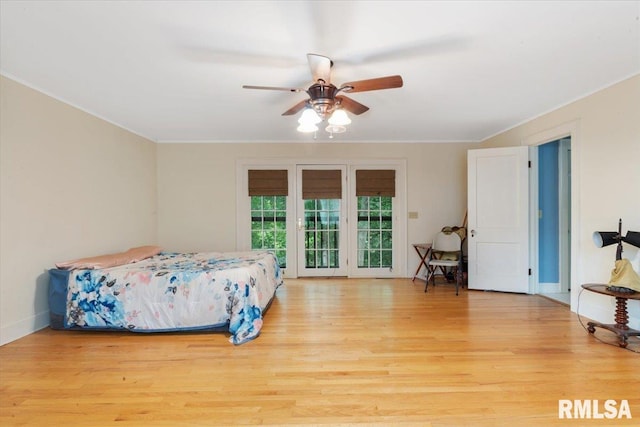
[582,284,640,300]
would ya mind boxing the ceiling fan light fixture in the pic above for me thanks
[298,108,321,125]
[328,109,351,126]
[325,124,346,134]
[297,122,319,133]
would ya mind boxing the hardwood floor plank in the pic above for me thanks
[1,278,638,426]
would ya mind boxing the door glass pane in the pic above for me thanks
[357,196,393,268]
[304,198,340,269]
[250,195,287,268]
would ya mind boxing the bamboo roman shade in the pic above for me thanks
[302,169,342,199]
[356,169,396,197]
[248,169,288,196]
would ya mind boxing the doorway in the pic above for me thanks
[537,138,571,304]
[296,165,348,277]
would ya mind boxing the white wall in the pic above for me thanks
[480,74,640,329]
[156,142,475,276]
[0,76,158,345]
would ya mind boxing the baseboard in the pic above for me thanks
[0,310,50,346]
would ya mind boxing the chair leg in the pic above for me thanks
[425,268,434,292]
[455,264,463,296]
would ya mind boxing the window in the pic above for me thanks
[247,169,289,268]
[357,196,393,268]
[251,195,287,268]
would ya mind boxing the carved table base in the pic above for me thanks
[582,284,640,348]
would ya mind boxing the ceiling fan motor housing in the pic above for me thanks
[307,82,340,118]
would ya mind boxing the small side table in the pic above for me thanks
[581,284,640,348]
[411,243,432,281]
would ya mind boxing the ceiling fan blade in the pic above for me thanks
[336,96,369,115]
[307,53,332,83]
[340,75,403,93]
[243,85,305,93]
[339,36,471,65]
[180,45,301,68]
[282,100,309,116]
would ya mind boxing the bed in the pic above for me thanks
[48,248,283,345]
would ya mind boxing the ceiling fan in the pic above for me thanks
[242,53,403,134]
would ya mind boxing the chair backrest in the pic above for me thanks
[432,231,462,252]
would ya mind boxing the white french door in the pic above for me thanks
[296,165,348,277]
[467,146,530,293]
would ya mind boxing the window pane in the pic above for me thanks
[370,251,381,267]
[306,249,315,267]
[251,198,262,210]
[263,196,275,210]
[382,231,393,249]
[275,231,287,248]
[370,231,381,249]
[358,197,368,210]
[381,250,392,267]
[329,250,339,268]
[369,197,380,211]
[357,250,368,268]
[251,231,263,248]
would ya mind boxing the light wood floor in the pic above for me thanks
[1,278,638,426]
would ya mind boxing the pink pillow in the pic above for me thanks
[55,245,162,270]
[125,245,163,262]
[55,252,132,270]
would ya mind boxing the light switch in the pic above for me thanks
[408,211,418,219]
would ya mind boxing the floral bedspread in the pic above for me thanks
[66,251,282,344]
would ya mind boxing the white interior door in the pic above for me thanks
[467,147,530,293]
[296,165,348,277]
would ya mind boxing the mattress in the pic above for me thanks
[48,251,282,344]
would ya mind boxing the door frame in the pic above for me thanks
[348,162,407,278]
[236,158,407,279]
[296,164,348,277]
[522,120,581,310]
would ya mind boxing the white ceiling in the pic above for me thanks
[1,1,639,143]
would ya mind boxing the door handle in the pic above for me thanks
[470,229,476,237]
[297,217,304,231]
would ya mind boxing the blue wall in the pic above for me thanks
[538,141,559,283]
